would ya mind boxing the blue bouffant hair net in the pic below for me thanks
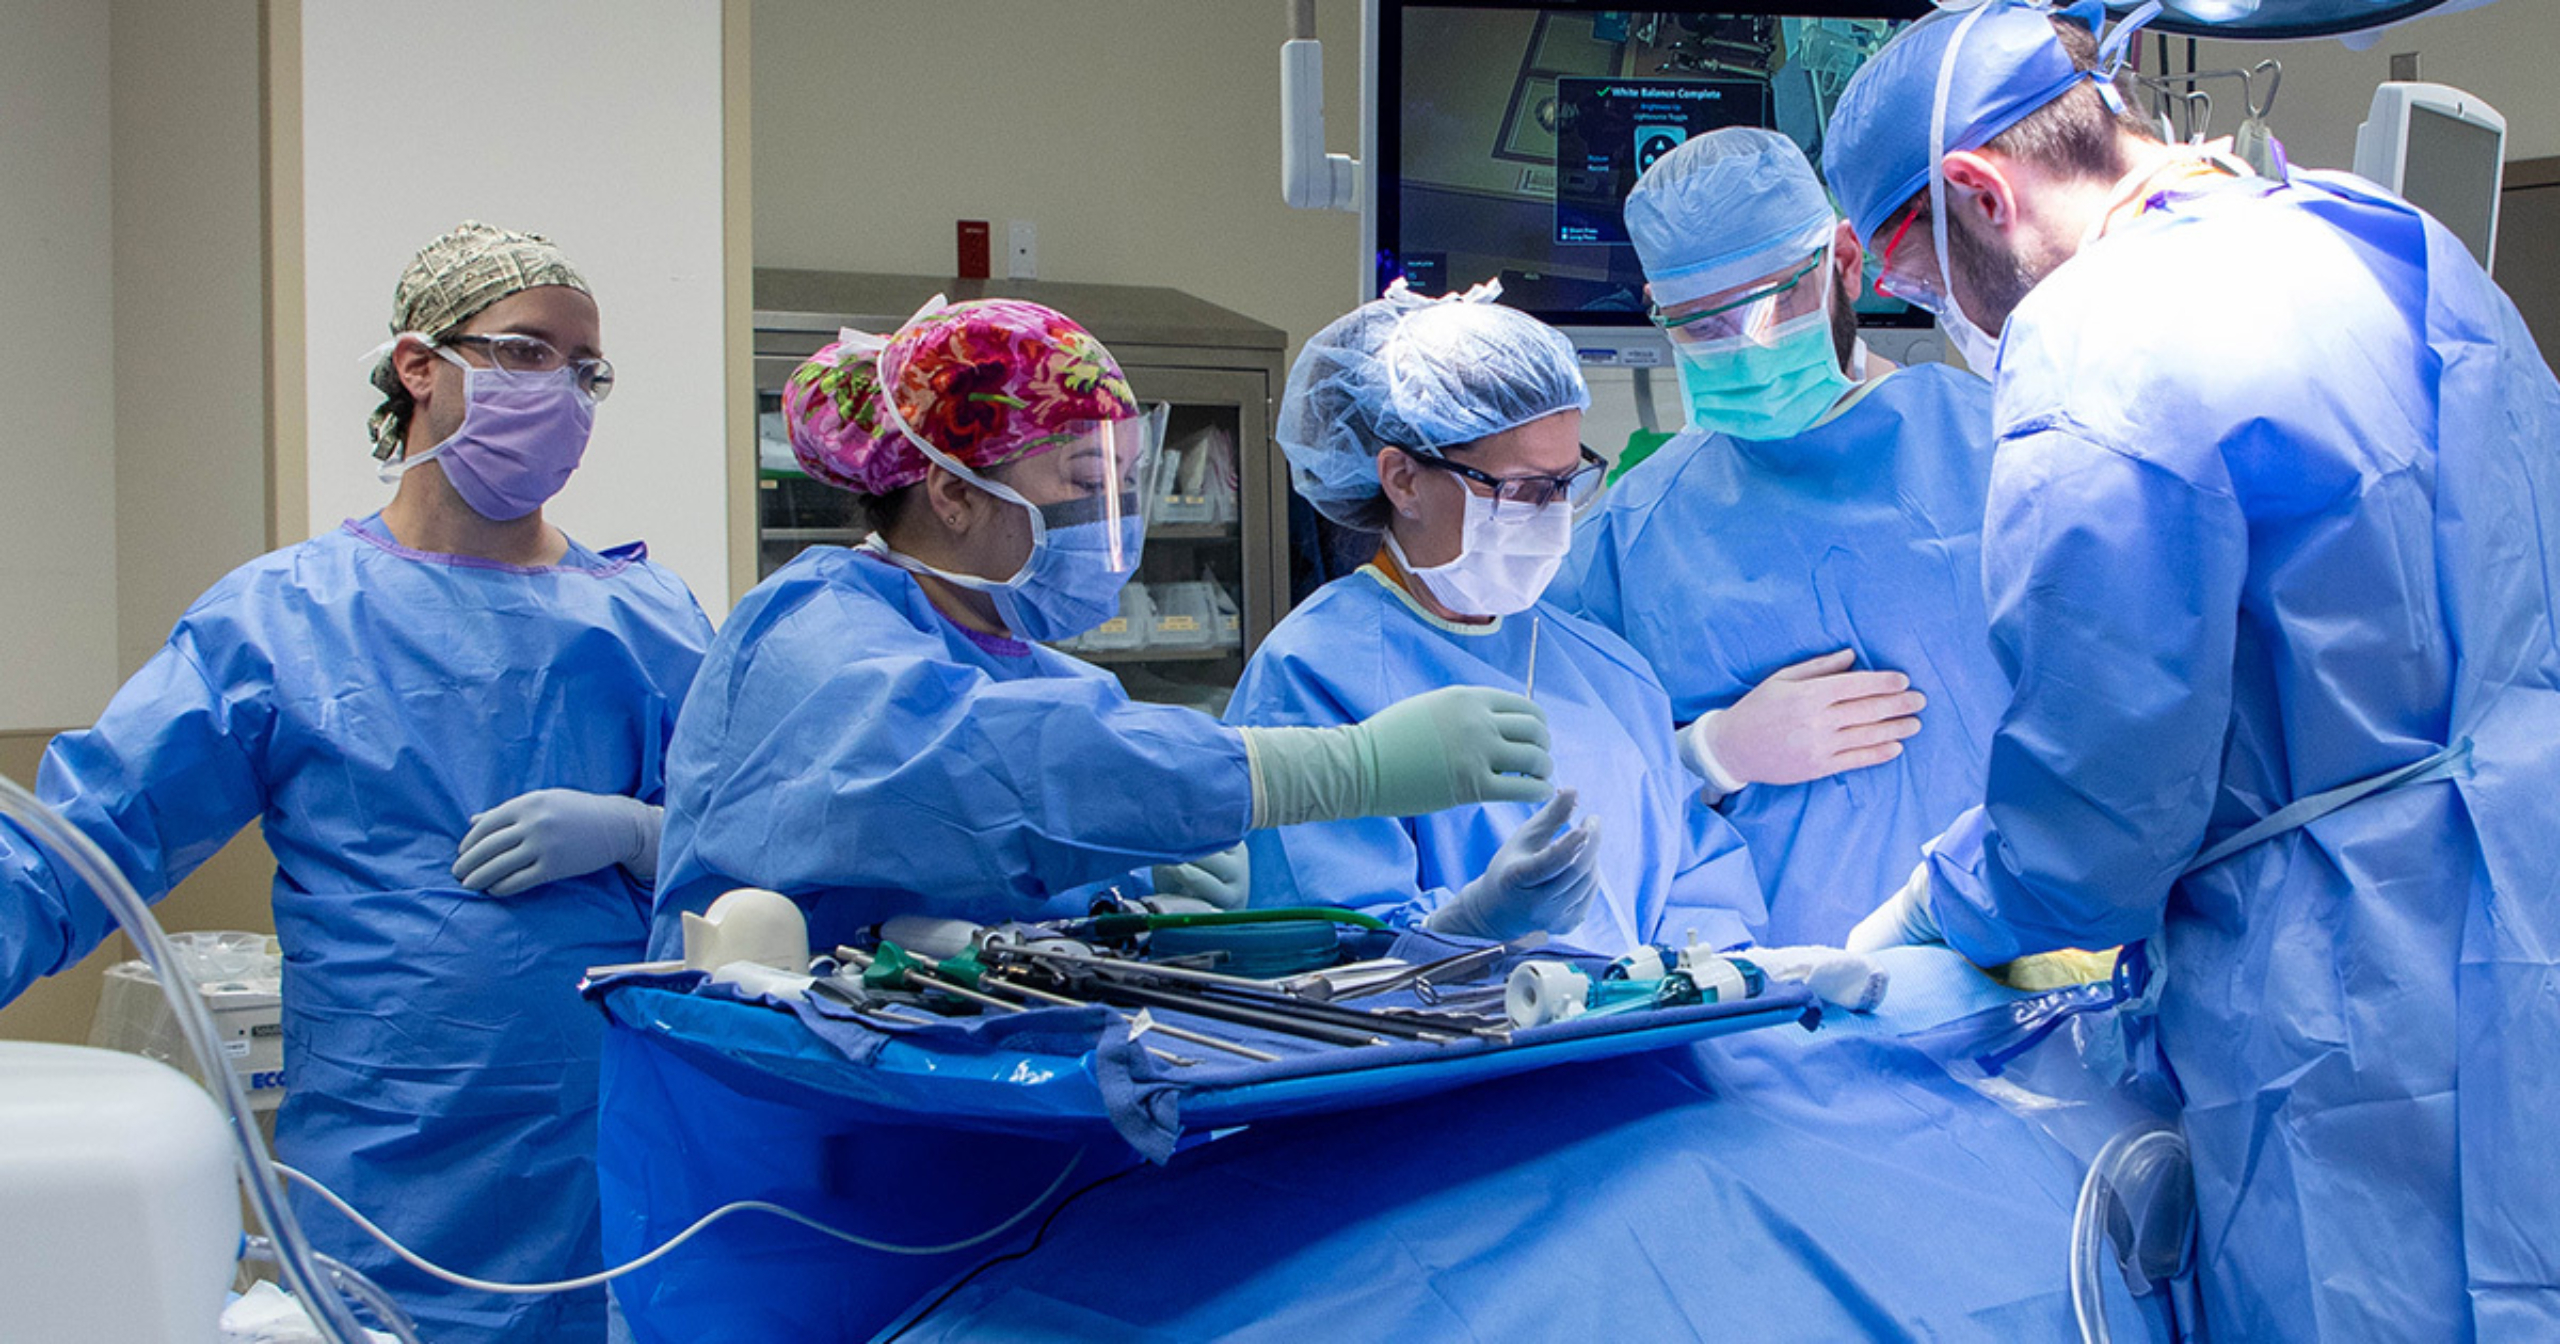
[1279,282,1590,528]
[1627,127,1837,307]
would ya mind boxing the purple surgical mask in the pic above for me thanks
[380,344,596,520]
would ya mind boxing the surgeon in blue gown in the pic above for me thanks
[1826,3,2560,1337]
[1551,127,2007,946]
[644,297,1554,961]
[606,298,1560,1341]
[1232,284,1765,952]
[0,222,712,1344]
[880,288,2162,1343]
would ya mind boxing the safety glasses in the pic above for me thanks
[440,332,616,402]
[1872,199,1959,320]
[1648,251,1829,347]
[1403,445,1606,516]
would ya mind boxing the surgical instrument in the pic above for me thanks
[1003,944,1503,1042]
[839,946,1203,1068]
[979,971,1280,1063]
[1326,935,1543,1003]
[1525,614,1541,699]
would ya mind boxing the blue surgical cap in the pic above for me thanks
[1627,128,1837,307]
[1824,0,2116,246]
[1280,284,1591,527]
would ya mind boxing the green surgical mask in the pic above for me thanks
[1670,309,1854,442]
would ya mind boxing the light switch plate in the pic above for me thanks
[1007,220,1037,280]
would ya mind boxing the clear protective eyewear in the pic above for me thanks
[1012,410,1166,574]
[440,332,616,403]
[1402,444,1607,517]
[1648,250,1830,348]
[1872,200,1957,321]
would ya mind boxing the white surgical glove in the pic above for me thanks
[1742,945,1892,1013]
[1428,789,1602,940]
[1151,843,1251,911]
[1679,649,1924,795]
[1846,862,1944,954]
[453,789,663,898]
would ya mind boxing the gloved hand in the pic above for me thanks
[1678,649,1924,793]
[1151,843,1251,911]
[1428,789,1602,940]
[1356,685,1552,816]
[1845,861,1944,954]
[452,789,664,898]
[1240,686,1551,827]
[1741,945,1892,1013]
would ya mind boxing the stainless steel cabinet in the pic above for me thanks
[751,270,1292,710]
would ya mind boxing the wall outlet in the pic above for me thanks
[1007,219,1037,280]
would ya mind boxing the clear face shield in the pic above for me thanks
[986,412,1164,578]
[861,298,1168,642]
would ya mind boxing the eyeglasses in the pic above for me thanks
[1648,252,1827,346]
[1403,444,1606,514]
[442,332,616,402]
[1872,199,1951,316]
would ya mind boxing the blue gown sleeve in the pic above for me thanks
[0,625,268,1006]
[1664,799,1766,949]
[682,639,1255,913]
[1925,425,2246,965]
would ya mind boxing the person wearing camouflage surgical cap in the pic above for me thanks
[0,221,713,1344]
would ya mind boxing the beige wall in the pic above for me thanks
[0,0,119,732]
[2185,4,2560,173]
[751,0,1365,354]
[112,0,272,668]
[0,0,279,1047]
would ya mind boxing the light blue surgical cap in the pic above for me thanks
[1280,284,1591,528]
[1824,0,2132,246]
[1627,128,1838,308]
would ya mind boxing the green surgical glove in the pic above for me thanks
[1151,843,1251,910]
[1240,686,1552,828]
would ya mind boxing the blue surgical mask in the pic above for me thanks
[1670,309,1854,442]
[983,500,1148,643]
[866,365,1157,642]
[863,497,1147,644]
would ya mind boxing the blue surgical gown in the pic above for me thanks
[1919,169,2560,1339]
[1551,363,2007,944]
[648,546,1256,958]
[917,562,2150,1340]
[0,514,710,1344]
[1227,565,1765,952]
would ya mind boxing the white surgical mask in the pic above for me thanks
[1387,492,1571,618]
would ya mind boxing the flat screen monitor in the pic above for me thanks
[2400,105,2502,268]
[2352,80,2506,272]
[1368,0,1934,353]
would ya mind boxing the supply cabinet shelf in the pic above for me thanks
[751,269,1291,711]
